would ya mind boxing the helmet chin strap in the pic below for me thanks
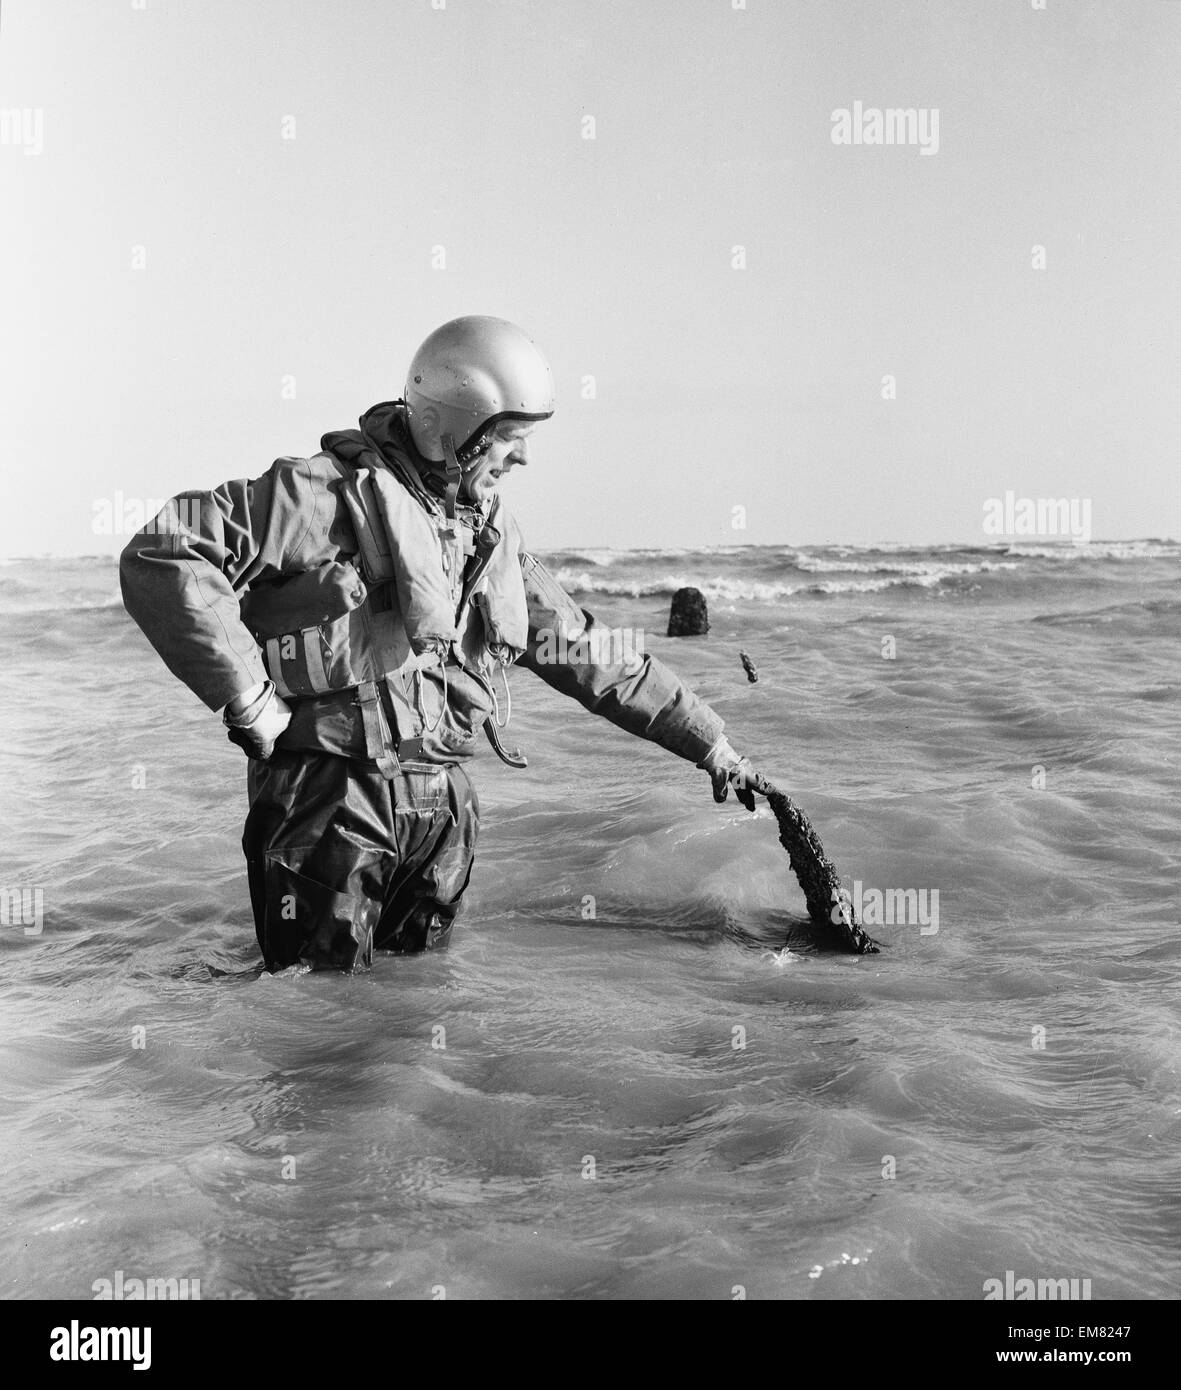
[439,432,464,521]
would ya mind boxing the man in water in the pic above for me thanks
[121,316,759,972]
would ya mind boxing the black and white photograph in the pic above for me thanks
[1,0,1177,1342]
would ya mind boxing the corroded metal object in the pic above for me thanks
[747,769,878,955]
[667,587,709,636]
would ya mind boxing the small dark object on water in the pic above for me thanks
[739,651,759,683]
[746,769,878,954]
[667,587,709,636]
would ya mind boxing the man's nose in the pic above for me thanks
[507,438,530,468]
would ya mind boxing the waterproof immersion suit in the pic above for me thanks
[121,402,729,971]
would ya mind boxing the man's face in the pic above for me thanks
[460,422,535,506]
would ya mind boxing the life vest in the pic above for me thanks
[239,419,529,772]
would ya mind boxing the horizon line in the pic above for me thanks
[2,537,1176,563]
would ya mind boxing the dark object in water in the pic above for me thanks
[739,651,759,683]
[746,769,878,954]
[667,587,709,636]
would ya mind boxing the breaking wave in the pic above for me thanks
[793,555,1020,577]
[1001,540,1181,561]
[553,563,1011,603]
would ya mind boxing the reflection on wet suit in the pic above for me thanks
[244,753,478,971]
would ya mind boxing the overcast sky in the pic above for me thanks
[2,0,1177,556]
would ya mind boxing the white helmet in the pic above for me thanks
[404,316,555,468]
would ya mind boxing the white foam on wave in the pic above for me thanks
[551,548,618,567]
[796,554,1020,577]
[1003,539,1181,561]
[553,568,963,602]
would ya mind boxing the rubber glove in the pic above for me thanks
[697,736,759,812]
[223,680,292,761]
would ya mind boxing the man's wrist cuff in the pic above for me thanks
[223,680,275,729]
[695,734,735,770]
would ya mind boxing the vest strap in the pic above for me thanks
[340,473,394,583]
[355,680,400,779]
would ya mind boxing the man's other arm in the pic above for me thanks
[119,457,339,711]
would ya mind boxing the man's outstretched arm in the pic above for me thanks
[515,549,753,801]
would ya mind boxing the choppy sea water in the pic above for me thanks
[1,541,1178,1300]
